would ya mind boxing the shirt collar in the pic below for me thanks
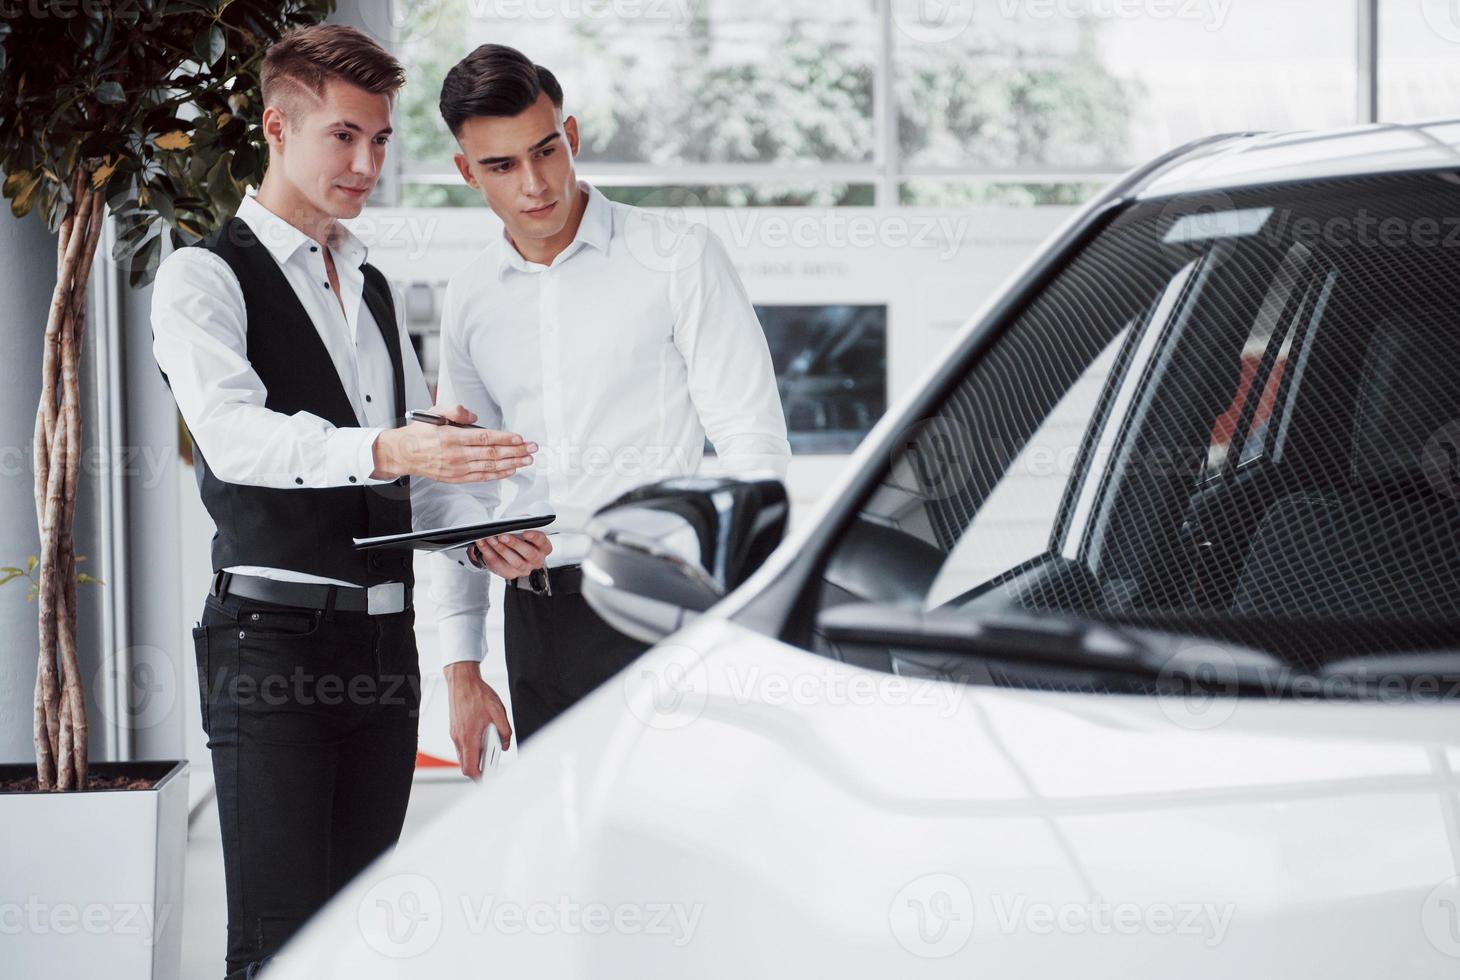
[496,181,611,280]
[236,194,369,269]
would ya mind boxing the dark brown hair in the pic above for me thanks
[438,44,563,136]
[261,24,405,122]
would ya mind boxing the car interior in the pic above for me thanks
[813,170,1460,690]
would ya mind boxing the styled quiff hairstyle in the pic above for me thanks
[260,24,406,127]
[438,43,564,136]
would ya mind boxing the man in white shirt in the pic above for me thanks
[150,27,533,980]
[432,44,791,758]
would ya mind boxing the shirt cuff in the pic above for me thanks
[326,425,389,487]
[436,609,487,668]
[430,553,491,668]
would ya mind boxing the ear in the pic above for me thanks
[262,105,287,156]
[452,152,477,189]
[564,114,579,158]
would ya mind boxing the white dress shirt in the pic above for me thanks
[151,194,486,587]
[432,182,790,666]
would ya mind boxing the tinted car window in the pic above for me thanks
[817,172,1460,671]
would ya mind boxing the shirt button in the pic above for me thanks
[349,476,358,483]
[365,395,372,403]
[295,477,303,485]
[310,245,318,252]
[322,281,329,288]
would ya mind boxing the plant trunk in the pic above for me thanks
[33,168,103,792]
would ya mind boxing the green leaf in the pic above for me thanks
[128,233,162,290]
[95,82,126,106]
[228,142,259,183]
[113,223,159,263]
[25,556,37,573]
[196,25,225,66]
[0,570,24,586]
[105,168,138,210]
[76,574,105,587]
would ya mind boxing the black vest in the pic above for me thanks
[169,217,414,587]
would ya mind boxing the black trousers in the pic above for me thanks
[504,586,650,742]
[192,590,420,980]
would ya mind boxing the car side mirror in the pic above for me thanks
[582,475,789,643]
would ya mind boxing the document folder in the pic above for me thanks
[352,514,555,552]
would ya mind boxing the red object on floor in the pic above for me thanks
[415,751,456,769]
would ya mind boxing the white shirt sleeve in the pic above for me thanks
[428,277,507,668]
[669,227,792,479]
[150,246,386,489]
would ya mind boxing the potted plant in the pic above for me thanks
[0,1,330,974]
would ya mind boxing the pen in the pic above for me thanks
[406,409,485,429]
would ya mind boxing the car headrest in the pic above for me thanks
[1350,311,1460,488]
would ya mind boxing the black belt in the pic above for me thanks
[210,570,411,615]
[508,564,583,597]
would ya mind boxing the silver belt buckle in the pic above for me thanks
[367,582,406,615]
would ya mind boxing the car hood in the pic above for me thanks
[271,618,1460,977]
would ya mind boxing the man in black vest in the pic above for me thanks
[150,26,539,980]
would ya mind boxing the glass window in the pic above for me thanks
[1378,0,1460,121]
[926,323,1128,608]
[395,1,1368,207]
[396,0,877,171]
[893,0,1355,169]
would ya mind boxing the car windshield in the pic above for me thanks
[815,170,1460,688]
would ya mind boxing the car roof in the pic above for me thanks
[1132,118,1460,201]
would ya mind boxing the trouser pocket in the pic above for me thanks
[191,625,210,736]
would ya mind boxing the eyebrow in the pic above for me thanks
[476,131,561,167]
[326,120,394,137]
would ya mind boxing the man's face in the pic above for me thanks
[452,92,580,245]
[266,78,393,220]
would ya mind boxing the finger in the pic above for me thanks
[443,439,533,464]
[464,463,530,484]
[451,447,534,470]
[488,704,513,750]
[522,531,553,556]
[494,534,539,563]
[455,734,482,780]
[446,459,531,484]
[481,551,520,578]
[436,403,477,425]
[486,538,532,576]
[483,537,526,573]
[467,429,532,449]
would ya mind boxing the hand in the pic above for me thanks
[473,530,552,579]
[444,662,512,780]
[370,403,536,484]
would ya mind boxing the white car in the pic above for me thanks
[271,121,1460,977]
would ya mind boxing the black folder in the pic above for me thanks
[352,514,555,553]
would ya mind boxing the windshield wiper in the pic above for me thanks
[1316,651,1460,701]
[817,602,1289,693]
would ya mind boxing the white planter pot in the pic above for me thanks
[1,759,189,979]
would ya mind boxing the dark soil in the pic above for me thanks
[1,772,157,793]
